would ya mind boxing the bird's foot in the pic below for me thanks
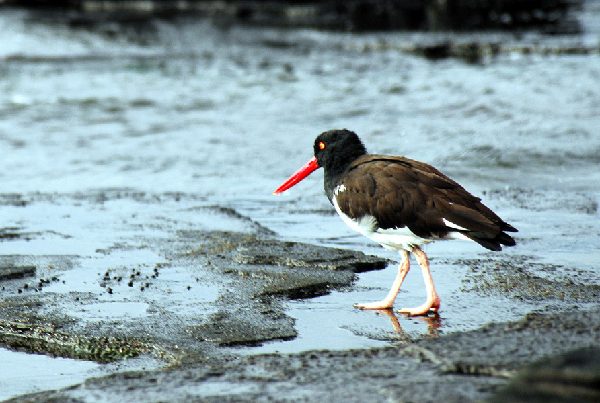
[354,300,394,310]
[397,305,436,316]
[397,296,441,317]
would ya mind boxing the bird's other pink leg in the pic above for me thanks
[355,250,410,310]
[398,246,441,316]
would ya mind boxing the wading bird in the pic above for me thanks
[274,129,517,316]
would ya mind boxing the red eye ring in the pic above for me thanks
[318,141,326,150]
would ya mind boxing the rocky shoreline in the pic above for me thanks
[18,312,592,402]
[1,190,599,401]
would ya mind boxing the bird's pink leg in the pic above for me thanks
[355,250,410,310]
[398,246,441,316]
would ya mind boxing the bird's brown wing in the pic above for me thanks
[335,155,516,250]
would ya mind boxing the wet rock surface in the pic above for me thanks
[180,230,386,346]
[12,307,600,402]
[0,190,598,402]
[490,346,600,403]
[461,256,600,303]
[0,192,387,366]
[0,320,151,363]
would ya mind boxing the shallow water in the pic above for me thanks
[0,348,99,400]
[1,5,600,400]
[0,347,161,401]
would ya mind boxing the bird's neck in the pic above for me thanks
[323,152,364,203]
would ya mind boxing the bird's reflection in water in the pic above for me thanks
[373,309,441,338]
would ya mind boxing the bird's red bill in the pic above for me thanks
[273,156,320,195]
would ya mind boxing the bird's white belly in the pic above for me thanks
[370,226,432,250]
[332,197,430,251]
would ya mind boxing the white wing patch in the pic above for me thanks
[442,219,472,241]
[442,218,468,231]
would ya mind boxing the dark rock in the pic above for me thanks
[489,347,600,403]
[460,256,600,303]
[0,0,583,33]
[0,265,36,281]
[0,320,151,363]
[186,230,387,273]
[427,0,581,33]
[0,227,34,241]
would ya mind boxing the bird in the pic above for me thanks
[273,129,517,316]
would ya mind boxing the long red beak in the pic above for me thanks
[273,156,320,195]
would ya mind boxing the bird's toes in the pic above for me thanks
[398,305,435,316]
[354,301,393,310]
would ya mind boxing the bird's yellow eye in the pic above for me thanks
[318,141,326,150]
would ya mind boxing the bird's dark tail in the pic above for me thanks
[463,229,516,251]
[438,195,518,251]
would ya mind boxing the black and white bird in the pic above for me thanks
[274,129,517,316]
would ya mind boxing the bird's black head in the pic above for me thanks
[314,129,367,175]
[272,129,367,197]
